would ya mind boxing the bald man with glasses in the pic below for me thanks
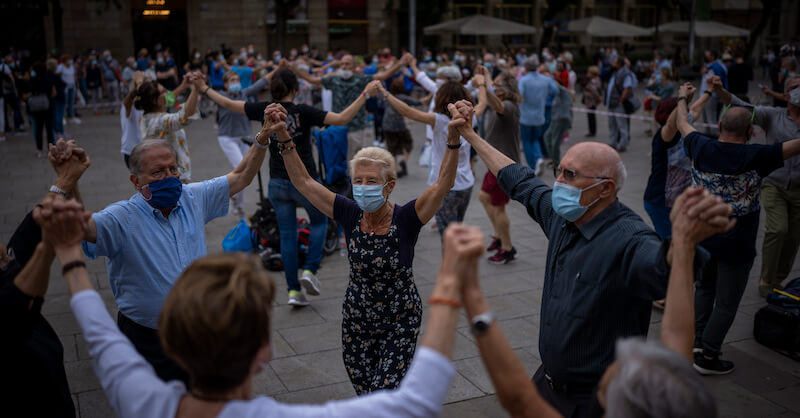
[447,99,718,417]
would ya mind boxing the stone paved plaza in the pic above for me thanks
[2,98,800,417]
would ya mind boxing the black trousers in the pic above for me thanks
[587,107,597,136]
[31,109,54,151]
[117,312,190,386]
[532,366,595,418]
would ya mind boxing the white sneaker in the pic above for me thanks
[70,117,81,125]
[287,290,310,307]
[299,270,321,296]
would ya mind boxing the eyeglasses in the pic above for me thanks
[720,104,755,124]
[555,167,610,182]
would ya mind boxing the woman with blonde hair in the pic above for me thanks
[582,65,603,137]
[271,99,462,394]
[40,191,482,418]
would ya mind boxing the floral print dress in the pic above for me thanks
[333,195,424,395]
[139,105,199,181]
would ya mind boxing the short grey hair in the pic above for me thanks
[524,57,539,71]
[599,159,627,194]
[436,66,462,82]
[607,339,717,418]
[129,139,178,175]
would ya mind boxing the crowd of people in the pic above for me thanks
[3,38,800,418]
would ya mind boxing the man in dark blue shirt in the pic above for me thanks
[676,82,800,375]
[449,99,720,417]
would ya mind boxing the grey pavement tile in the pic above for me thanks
[269,348,350,391]
[454,349,541,395]
[764,386,800,415]
[730,339,800,379]
[279,321,343,355]
[444,371,485,404]
[60,334,77,363]
[273,381,357,404]
[47,311,83,336]
[707,380,785,418]
[270,304,326,330]
[718,346,800,395]
[309,297,345,322]
[78,389,115,418]
[251,364,288,397]
[442,395,509,418]
[271,331,297,360]
[65,360,102,393]
[459,318,539,351]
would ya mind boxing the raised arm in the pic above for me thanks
[451,100,514,176]
[662,188,735,361]
[675,84,697,137]
[472,74,489,117]
[782,137,800,160]
[225,110,270,196]
[179,73,201,118]
[689,88,711,122]
[378,83,436,126]
[270,104,336,218]
[323,81,376,126]
[415,105,462,223]
[123,72,145,117]
[171,73,191,98]
[458,227,560,418]
[372,53,409,82]
[289,61,322,87]
[196,77,246,114]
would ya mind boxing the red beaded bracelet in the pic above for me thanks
[429,296,462,308]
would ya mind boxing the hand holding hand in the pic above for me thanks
[709,76,723,93]
[49,139,91,184]
[670,187,735,245]
[471,74,485,87]
[678,83,692,98]
[262,103,288,135]
[34,195,91,254]
[365,80,381,96]
[441,224,485,287]
[452,100,475,136]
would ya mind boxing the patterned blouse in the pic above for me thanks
[139,105,199,181]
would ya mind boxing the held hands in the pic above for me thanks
[401,52,414,66]
[678,82,696,101]
[471,74,485,88]
[364,80,382,97]
[440,224,485,288]
[262,103,289,138]
[709,76,723,93]
[670,187,735,246]
[33,195,91,255]
[448,100,475,137]
[48,138,90,185]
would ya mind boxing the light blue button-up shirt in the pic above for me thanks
[518,72,558,127]
[83,176,230,328]
[605,72,635,107]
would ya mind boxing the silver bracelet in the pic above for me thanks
[49,185,68,198]
[254,140,268,149]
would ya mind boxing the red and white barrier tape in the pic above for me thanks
[570,106,721,129]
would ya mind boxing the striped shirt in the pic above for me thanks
[497,163,670,386]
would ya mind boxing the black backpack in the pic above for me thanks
[754,277,800,360]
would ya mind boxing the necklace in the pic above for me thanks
[363,203,392,235]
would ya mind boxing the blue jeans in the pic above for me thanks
[268,178,327,292]
[53,101,66,135]
[520,123,547,168]
[643,200,672,239]
[66,86,76,117]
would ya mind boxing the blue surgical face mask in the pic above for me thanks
[352,183,387,213]
[157,57,164,64]
[30,70,37,77]
[141,176,182,209]
[228,82,241,94]
[551,180,606,222]
[372,57,378,65]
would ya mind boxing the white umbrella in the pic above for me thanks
[423,15,537,36]
[653,20,750,37]
[566,16,651,37]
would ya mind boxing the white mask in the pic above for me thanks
[338,69,353,80]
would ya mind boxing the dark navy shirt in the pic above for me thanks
[644,129,681,206]
[497,163,670,386]
[684,132,783,260]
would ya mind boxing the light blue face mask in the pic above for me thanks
[353,183,387,213]
[551,180,606,222]
[228,82,242,94]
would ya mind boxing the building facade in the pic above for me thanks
[1,0,797,63]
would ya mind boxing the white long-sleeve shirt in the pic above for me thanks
[71,290,456,418]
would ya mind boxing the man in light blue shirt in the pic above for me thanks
[81,134,270,383]
[518,58,558,174]
[605,56,636,151]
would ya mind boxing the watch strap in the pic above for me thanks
[49,185,68,197]
[470,310,495,336]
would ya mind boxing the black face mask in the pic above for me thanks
[0,258,22,283]
[586,386,605,418]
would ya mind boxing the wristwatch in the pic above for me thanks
[49,185,68,198]
[470,311,495,337]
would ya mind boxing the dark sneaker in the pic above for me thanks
[693,352,735,375]
[489,248,516,264]
[487,237,502,252]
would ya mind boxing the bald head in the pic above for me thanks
[719,106,752,140]
[562,142,626,193]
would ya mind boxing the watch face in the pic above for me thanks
[475,321,489,332]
